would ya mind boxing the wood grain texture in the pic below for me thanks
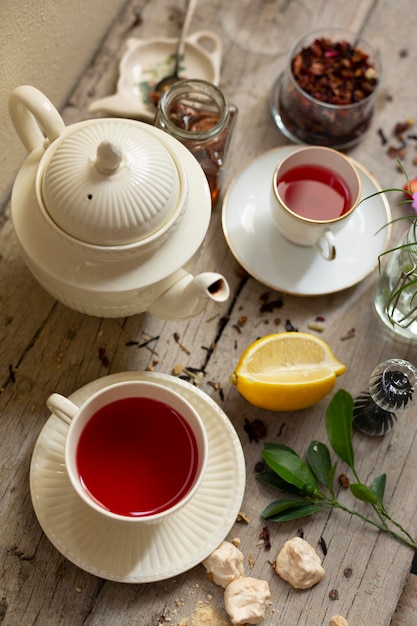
[1,0,417,624]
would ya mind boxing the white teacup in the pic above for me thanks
[46,380,208,524]
[271,146,362,260]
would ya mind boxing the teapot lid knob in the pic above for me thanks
[95,140,123,175]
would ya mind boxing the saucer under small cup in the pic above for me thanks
[222,146,391,296]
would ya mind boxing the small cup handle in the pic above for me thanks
[46,393,79,426]
[315,229,336,261]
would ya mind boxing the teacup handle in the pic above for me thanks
[46,393,79,426]
[315,229,336,261]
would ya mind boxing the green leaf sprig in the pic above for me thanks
[359,160,417,329]
[257,389,417,550]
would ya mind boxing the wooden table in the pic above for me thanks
[1,1,417,624]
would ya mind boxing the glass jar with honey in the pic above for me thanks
[154,79,237,208]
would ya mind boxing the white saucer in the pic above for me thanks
[89,32,222,121]
[222,146,392,296]
[30,372,245,583]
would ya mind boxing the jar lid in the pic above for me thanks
[41,120,181,245]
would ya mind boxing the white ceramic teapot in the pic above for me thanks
[8,85,230,320]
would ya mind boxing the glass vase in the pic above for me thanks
[374,221,417,340]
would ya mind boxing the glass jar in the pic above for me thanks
[154,79,237,208]
[374,222,417,340]
[272,28,382,149]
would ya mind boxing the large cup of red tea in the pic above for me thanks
[271,146,361,261]
[46,380,208,523]
[273,28,382,149]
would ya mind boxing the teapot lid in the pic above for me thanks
[40,120,182,246]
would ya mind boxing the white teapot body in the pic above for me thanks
[8,86,229,320]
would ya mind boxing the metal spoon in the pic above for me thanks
[153,0,198,100]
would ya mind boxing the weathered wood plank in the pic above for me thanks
[1,0,417,624]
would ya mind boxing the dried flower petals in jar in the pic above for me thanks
[275,29,381,148]
[291,37,378,105]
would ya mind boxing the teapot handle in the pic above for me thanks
[8,85,66,153]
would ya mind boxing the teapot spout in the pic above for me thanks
[148,271,230,321]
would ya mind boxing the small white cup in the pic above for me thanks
[271,146,362,260]
[46,380,208,524]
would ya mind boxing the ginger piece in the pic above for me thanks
[202,541,245,588]
[274,536,325,589]
[224,576,270,625]
[331,617,348,626]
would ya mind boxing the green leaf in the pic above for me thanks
[262,447,318,492]
[256,470,304,495]
[327,461,338,496]
[371,474,386,504]
[262,498,307,517]
[262,498,322,522]
[350,482,379,504]
[307,441,332,486]
[326,389,354,467]
[264,442,298,453]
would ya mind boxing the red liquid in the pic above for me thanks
[76,397,199,517]
[277,164,351,220]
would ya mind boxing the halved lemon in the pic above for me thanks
[230,332,346,411]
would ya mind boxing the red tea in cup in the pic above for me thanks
[76,396,199,517]
[270,146,362,261]
[276,164,352,221]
